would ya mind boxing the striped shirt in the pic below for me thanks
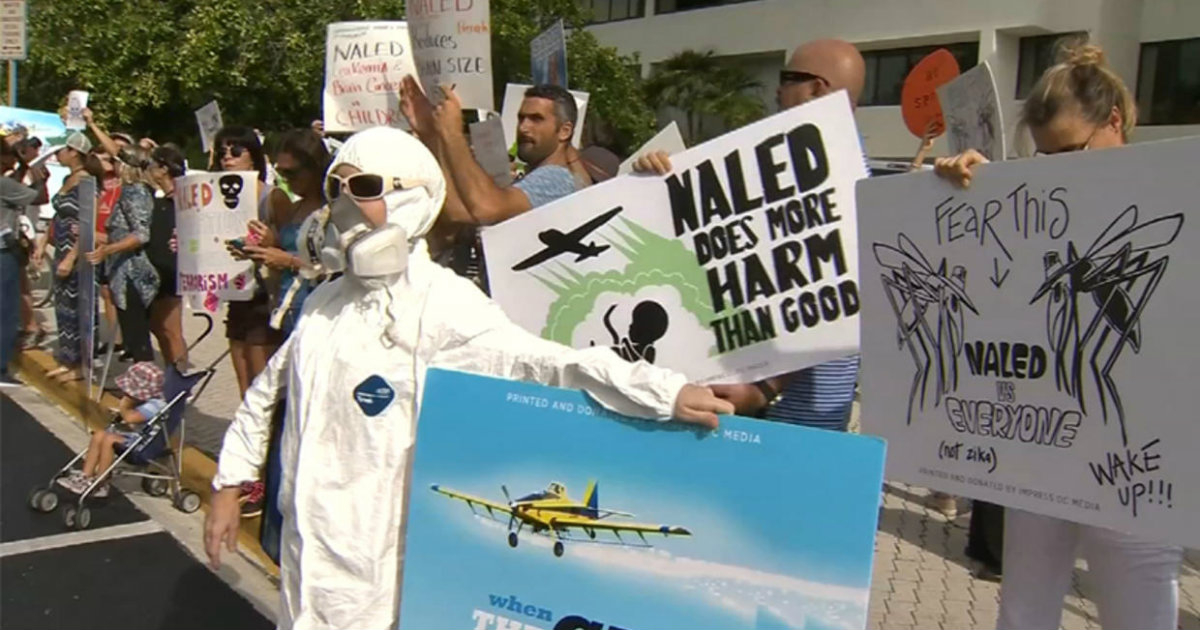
[765,355,860,431]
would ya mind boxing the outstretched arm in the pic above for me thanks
[430,282,730,427]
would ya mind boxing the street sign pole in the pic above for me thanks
[0,0,26,105]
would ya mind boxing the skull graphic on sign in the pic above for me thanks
[218,174,244,210]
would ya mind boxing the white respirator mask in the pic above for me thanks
[316,192,410,289]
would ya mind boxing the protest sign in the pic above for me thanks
[76,176,96,392]
[900,48,959,138]
[399,368,885,630]
[469,116,512,187]
[500,83,588,151]
[323,22,417,133]
[937,60,1006,161]
[857,137,1200,547]
[406,0,492,111]
[530,19,567,87]
[65,90,88,130]
[618,121,686,175]
[483,91,867,385]
[194,100,223,154]
[173,171,258,306]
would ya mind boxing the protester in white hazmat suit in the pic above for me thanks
[203,126,734,630]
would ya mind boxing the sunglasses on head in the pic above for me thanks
[220,144,248,158]
[324,172,412,202]
[779,70,828,87]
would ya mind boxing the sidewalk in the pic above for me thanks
[17,301,1200,629]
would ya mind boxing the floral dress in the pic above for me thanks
[105,183,160,310]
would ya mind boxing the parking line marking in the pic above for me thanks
[0,520,165,558]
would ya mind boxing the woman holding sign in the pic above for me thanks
[240,128,331,553]
[934,44,1183,630]
[216,126,291,397]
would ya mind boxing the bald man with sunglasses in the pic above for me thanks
[634,38,867,432]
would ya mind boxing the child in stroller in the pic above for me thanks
[57,361,165,497]
[28,356,218,530]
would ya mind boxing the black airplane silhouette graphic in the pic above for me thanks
[511,206,624,271]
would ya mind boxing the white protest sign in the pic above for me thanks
[483,91,866,384]
[937,60,1006,161]
[65,90,88,129]
[618,121,686,175]
[76,176,96,387]
[174,171,259,306]
[500,83,588,150]
[194,100,223,154]
[469,116,512,187]
[530,19,567,87]
[406,0,492,111]
[323,22,417,133]
[857,137,1200,547]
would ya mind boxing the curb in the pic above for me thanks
[15,349,280,578]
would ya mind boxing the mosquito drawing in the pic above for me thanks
[1030,205,1183,446]
[976,103,997,160]
[874,235,979,424]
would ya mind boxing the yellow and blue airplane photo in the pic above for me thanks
[430,480,691,558]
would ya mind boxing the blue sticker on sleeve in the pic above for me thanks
[354,375,395,417]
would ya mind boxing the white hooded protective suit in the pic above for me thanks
[214,127,689,630]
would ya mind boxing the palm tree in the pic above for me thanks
[644,49,766,144]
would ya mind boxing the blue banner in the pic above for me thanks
[0,105,68,145]
[399,369,886,630]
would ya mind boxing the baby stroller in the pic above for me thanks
[27,356,224,530]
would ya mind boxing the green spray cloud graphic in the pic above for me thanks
[533,219,716,353]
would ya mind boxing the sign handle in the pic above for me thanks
[7,60,15,107]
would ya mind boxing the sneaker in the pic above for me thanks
[57,473,90,494]
[239,481,265,518]
[90,483,110,499]
[0,373,21,388]
[928,491,958,519]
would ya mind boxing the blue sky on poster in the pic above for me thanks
[400,370,885,630]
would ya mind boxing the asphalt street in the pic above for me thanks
[0,392,275,630]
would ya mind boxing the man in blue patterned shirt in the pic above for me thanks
[635,39,867,431]
[401,78,579,224]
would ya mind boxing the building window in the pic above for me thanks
[859,42,979,107]
[581,0,645,24]
[1016,32,1088,99]
[1137,38,1200,125]
[655,0,756,15]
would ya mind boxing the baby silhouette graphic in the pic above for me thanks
[594,301,669,364]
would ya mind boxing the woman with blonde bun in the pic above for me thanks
[934,44,1184,630]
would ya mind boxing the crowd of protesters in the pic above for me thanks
[0,34,1188,630]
